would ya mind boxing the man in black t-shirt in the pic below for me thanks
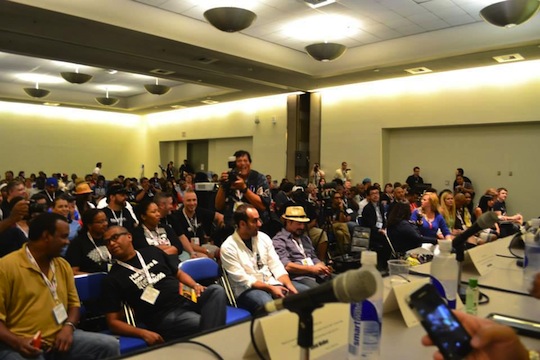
[171,190,223,257]
[101,226,227,345]
[101,184,138,232]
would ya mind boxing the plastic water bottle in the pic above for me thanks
[348,251,383,360]
[523,231,540,288]
[430,239,458,309]
[465,278,479,315]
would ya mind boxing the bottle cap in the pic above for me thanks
[468,278,478,287]
[361,251,378,266]
[438,239,452,253]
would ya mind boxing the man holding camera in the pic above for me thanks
[215,150,271,235]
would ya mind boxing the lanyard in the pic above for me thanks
[25,246,59,302]
[87,232,111,263]
[45,191,55,203]
[116,251,155,286]
[109,208,123,226]
[182,208,198,234]
[142,225,170,246]
[292,237,307,258]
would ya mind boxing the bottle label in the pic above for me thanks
[349,300,381,358]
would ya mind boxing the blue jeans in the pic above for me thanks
[238,283,311,314]
[148,284,227,341]
[0,329,119,360]
[237,289,273,315]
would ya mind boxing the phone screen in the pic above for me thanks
[409,284,472,360]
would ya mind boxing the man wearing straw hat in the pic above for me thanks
[272,206,332,289]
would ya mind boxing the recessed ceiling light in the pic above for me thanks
[404,67,433,75]
[107,69,118,74]
[493,54,524,63]
[150,69,175,75]
[303,0,336,9]
[171,105,186,109]
[201,99,219,105]
[43,102,60,106]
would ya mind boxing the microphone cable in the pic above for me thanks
[176,340,225,360]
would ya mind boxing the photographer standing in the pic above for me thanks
[334,161,352,183]
[215,150,271,236]
[310,163,325,185]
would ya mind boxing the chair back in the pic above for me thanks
[179,258,220,282]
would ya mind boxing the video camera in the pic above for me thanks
[222,156,239,189]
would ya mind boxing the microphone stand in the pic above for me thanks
[290,305,322,360]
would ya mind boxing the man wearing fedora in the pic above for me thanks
[273,206,332,289]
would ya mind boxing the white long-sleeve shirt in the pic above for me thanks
[221,231,288,298]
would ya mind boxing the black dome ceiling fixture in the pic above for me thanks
[61,71,93,84]
[305,42,347,62]
[203,7,257,32]
[144,78,171,95]
[24,83,50,98]
[95,88,119,106]
[480,0,540,27]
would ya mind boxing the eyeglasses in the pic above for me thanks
[103,232,128,243]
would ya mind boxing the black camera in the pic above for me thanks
[28,199,48,218]
[223,157,239,189]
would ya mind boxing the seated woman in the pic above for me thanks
[439,191,462,235]
[474,194,500,243]
[410,192,452,240]
[132,199,183,267]
[65,209,111,274]
[387,202,438,254]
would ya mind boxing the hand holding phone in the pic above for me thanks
[408,284,472,360]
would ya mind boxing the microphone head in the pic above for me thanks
[333,268,377,303]
[477,211,499,229]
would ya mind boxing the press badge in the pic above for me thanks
[141,285,160,305]
[301,258,314,266]
[376,221,383,229]
[191,237,200,246]
[53,303,68,324]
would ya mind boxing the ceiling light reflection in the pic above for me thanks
[283,15,359,42]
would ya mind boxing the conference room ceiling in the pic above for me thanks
[1,0,540,115]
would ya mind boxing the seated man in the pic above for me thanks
[168,190,223,258]
[493,187,523,238]
[272,206,332,289]
[220,204,301,314]
[101,226,227,345]
[327,190,352,254]
[0,213,119,359]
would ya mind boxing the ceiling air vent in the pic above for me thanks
[303,0,336,9]
[404,67,432,75]
[149,68,175,75]
[493,53,524,63]
[196,57,219,65]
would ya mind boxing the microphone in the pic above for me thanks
[452,211,499,249]
[264,268,377,313]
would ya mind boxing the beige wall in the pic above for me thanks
[0,102,143,179]
[320,61,540,219]
[144,95,289,180]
